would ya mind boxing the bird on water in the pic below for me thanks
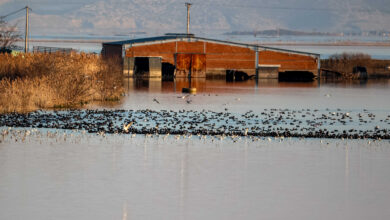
[123,122,133,133]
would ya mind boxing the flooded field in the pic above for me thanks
[120,78,390,111]
[1,79,390,219]
[1,130,390,219]
[0,79,390,219]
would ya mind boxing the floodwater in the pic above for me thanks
[1,78,390,219]
[1,131,390,220]
[118,78,390,112]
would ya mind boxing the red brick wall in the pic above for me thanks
[125,40,318,75]
[259,50,318,72]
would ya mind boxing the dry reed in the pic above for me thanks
[0,52,123,113]
[321,53,390,78]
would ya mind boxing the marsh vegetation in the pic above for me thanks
[321,53,390,79]
[0,53,123,112]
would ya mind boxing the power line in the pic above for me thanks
[0,7,27,20]
[0,6,31,53]
[1,2,380,18]
[193,3,379,13]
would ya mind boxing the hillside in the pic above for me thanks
[1,0,389,36]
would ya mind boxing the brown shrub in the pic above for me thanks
[0,52,123,113]
[93,56,123,100]
[321,53,390,78]
[321,52,372,74]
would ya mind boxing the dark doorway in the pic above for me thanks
[134,57,150,76]
[226,70,252,82]
[162,62,175,81]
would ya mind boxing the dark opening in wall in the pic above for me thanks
[352,66,368,80]
[162,62,175,81]
[134,57,149,76]
[279,71,315,82]
[226,70,251,82]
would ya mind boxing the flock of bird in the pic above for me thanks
[0,108,389,140]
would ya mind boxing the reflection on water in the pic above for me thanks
[125,78,320,95]
[1,133,390,220]
[319,78,390,88]
[2,75,390,219]
[125,78,390,94]
[112,77,390,113]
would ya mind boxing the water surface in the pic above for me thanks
[1,79,390,219]
[0,133,389,220]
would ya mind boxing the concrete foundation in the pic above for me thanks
[123,57,134,77]
[124,57,162,78]
[149,57,162,78]
[258,65,280,79]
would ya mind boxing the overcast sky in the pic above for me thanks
[1,0,389,36]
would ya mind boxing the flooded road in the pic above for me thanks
[1,79,390,219]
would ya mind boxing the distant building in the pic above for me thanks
[102,33,320,79]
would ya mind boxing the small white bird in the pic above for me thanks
[178,95,189,99]
[123,122,133,132]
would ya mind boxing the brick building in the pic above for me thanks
[102,33,320,79]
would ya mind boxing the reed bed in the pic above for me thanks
[321,53,390,78]
[0,52,123,112]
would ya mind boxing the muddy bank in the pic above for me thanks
[1,109,389,140]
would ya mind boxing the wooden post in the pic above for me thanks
[255,47,259,79]
[188,54,192,88]
[24,6,29,53]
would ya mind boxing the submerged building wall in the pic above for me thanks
[104,36,319,79]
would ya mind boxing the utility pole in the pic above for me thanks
[182,2,196,94]
[25,6,29,53]
[185,3,192,34]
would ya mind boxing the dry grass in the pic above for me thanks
[0,52,123,113]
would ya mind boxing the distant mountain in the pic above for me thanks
[1,0,389,36]
[224,29,340,36]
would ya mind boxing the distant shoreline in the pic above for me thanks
[256,42,390,47]
[17,39,390,47]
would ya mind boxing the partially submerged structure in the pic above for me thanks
[102,33,320,80]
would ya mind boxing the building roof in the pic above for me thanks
[103,35,182,46]
[103,33,320,57]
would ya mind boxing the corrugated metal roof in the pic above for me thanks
[103,34,320,57]
[102,35,180,46]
